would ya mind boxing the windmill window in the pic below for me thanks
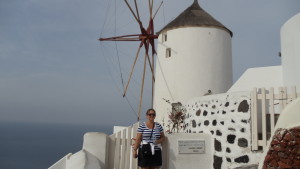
[163,33,167,42]
[166,48,171,58]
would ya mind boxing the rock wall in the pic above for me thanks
[162,92,262,169]
[263,127,300,168]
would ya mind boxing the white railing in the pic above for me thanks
[108,122,140,169]
[251,86,299,151]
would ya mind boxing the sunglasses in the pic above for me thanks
[147,113,156,117]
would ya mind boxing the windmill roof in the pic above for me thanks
[158,0,233,36]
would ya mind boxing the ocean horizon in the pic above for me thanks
[0,121,113,169]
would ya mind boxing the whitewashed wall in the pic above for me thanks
[154,27,232,123]
[228,66,283,93]
[160,92,262,169]
[281,13,300,91]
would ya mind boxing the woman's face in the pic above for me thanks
[147,110,156,121]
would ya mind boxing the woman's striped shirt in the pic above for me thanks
[137,122,164,150]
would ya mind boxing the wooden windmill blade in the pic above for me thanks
[99,0,163,121]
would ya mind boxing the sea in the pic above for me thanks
[0,121,113,169]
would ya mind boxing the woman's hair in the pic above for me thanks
[146,108,156,115]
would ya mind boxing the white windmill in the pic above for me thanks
[153,0,233,123]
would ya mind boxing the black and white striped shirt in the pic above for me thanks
[137,122,164,150]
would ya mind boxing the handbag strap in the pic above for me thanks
[143,122,155,140]
[149,122,155,140]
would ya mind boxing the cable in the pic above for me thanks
[156,54,174,101]
[100,0,112,37]
[163,1,166,25]
[114,0,125,91]
[100,44,138,118]
[100,43,151,95]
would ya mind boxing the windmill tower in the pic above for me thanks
[153,0,233,123]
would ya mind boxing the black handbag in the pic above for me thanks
[141,123,155,158]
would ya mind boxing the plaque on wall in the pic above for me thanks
[178,140,205,154]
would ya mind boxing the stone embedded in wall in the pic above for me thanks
[238,100,249,113]
[226,157,231,162]
[238,138,248,148]
[240,128,245,133]
[212,105,216,109]
[228,128,236,131]
[234,155,249,163]
[225,102,229,107]
[203,110,208,116]
[220,121,224,125]
[196,109,201,116]
[263,127,300,168]
[241,119,248,124]
[226,147,231,153]
[213,120,217,126]
[192,120,196,128]
[214,155,223,169]
[216,130,222,136]
[222,110,226,114]
[231,119,235,123]
[211,130,215,135]
[227,135,236,144]
[204,120,210,126]
[215,139,222,152]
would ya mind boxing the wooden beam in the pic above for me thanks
[124,0,140,23]
[123,46,142,97]
[138,54,147,121]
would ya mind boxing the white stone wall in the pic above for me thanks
[160,92,262,169]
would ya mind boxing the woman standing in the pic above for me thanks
[133,108,165,169]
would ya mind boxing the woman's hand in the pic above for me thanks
[133,149,138,158]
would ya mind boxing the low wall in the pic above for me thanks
[161,92,262,169]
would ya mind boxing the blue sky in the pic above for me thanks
[0,0,299,127]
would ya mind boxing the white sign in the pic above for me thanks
[178,140,205,154]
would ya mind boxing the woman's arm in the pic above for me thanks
[133,133,142,158]
[155,132,165,144]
